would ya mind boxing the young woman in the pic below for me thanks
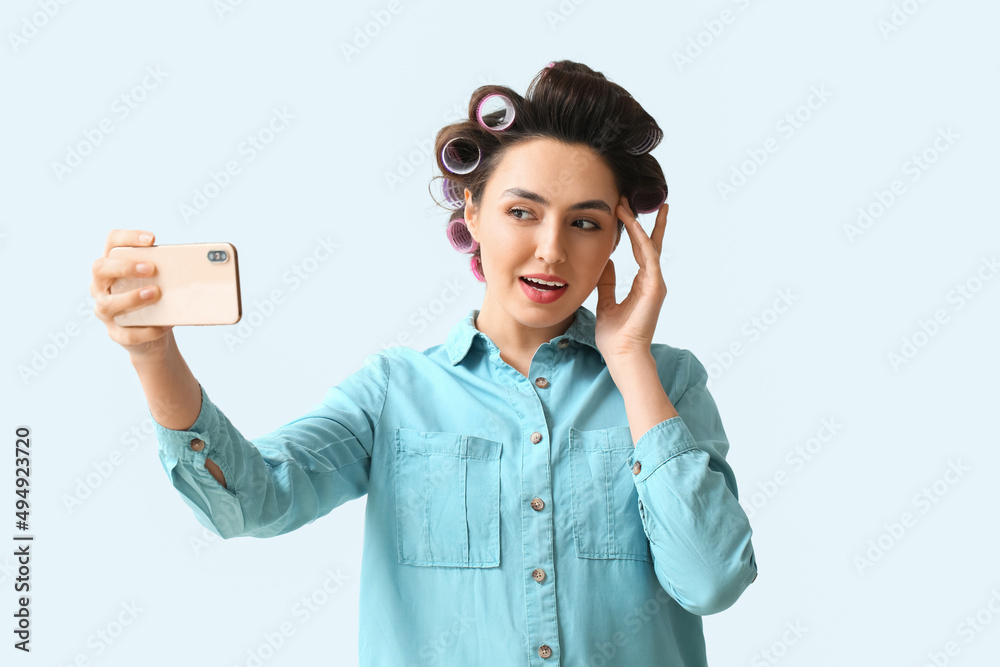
[90,60,757,666]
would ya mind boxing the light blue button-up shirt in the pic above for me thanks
[152,304,757,666]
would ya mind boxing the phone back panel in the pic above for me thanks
[109,242,241,326]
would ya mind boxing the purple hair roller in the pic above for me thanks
[446,217,479,253]
[441,136,481,175]
[632,185,667,215]
[470,254,486,282]
[441,178,465,209]
[476,93,516,131]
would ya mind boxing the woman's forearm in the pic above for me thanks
[129,333,227,487]
[130,331,202,430]
[607,352,679,446]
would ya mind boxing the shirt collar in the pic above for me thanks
[445,304,603,366]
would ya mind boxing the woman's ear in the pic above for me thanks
[464,188,478,242]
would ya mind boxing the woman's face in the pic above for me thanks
[465,137,623,331]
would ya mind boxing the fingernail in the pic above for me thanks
[139,233,153,243]
[140,287,155,299]
[136,263,151,274]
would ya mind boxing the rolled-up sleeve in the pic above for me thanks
[152,351,390,539]
[624,349,757,616]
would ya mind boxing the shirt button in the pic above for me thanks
[534,376,549,388]
[632,461,641,475]
[530,431,543,444]
[190,438,205,452]
[558,339,570,348]
[532,568,546,583]
[538,644,553,659]
[530,497,545,511]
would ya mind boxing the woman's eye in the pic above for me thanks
[506,207,601,231]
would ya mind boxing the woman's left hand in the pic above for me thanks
[594,195,669,363]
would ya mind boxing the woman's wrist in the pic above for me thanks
[128,330,177,369]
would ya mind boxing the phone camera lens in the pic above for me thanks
[208,250,229,263]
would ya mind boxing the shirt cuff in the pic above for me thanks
[149,383,238,500]
[621,416,699,483]
[149,383,247,537]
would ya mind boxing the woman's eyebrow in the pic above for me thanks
[500,187,612,214]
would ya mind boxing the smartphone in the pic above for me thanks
[108,242,242,326]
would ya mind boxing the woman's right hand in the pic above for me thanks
[91,229,175,363]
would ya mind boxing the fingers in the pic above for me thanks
[94,257,156,282]
[93,229,173,352]
[617,199,655,269]
[618,197,669,260]
[595,258,617,307]
[92,230,160,326]
[650,203,669,254]
[92,257,156,301]
[92,251,156,297]
[93,255,155,281]
[104,229,155,257]
[94,284,161,325]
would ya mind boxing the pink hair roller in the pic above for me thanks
[446,216,479,253]
[476,93,516,131]
[470,254,486,282]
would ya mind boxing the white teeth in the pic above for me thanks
[523,277,566,287]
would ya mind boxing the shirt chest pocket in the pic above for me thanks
[394,428,502,568]
[568,426,652,563]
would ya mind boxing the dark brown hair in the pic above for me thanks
[429,60,668,281]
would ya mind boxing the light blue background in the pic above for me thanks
[3,1,998,665]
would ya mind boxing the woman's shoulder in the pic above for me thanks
[360,342,456,375]
[649,342,711,395]
[332,344,454,402]
[649,340,690,372]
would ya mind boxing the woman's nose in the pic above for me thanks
[535,220,566,264]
